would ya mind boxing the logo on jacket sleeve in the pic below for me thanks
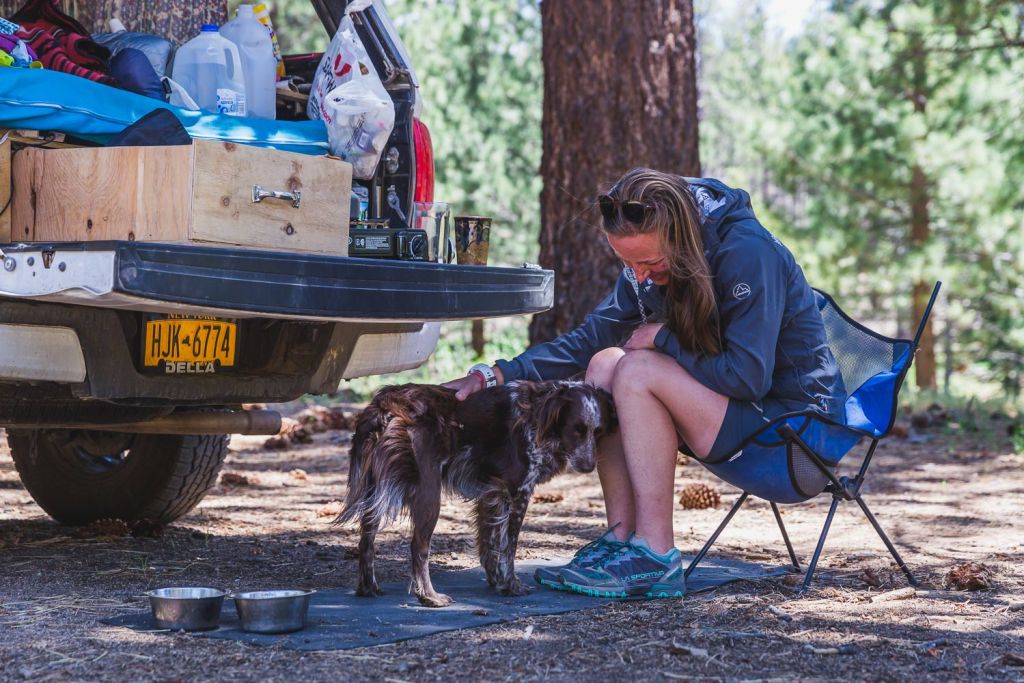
[732,283,751,299]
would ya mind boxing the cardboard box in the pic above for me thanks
[11,139,351,255]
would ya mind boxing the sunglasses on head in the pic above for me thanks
[598,194,652,225]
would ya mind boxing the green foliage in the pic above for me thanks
[1012,421,1024,455]
[700,0,1024,400]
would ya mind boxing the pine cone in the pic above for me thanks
[74,518,131,539]
[678,483,721,510]
[130,518,165,539]
[320,407,351,431]
[944,562,995,591]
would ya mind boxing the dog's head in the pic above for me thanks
[525,382,617,474]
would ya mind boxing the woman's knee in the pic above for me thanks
[586,347,626,390]
[610,350,666,394]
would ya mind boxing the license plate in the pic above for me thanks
[143,317,237,373]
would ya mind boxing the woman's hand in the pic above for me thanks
[624,323,664,351]
[442,365,504,401]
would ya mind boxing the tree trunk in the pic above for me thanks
[68,0,227,43]
[908,38,937,391]
[530,0,700,345]
[910,166,936,390]
[471,320,485,358]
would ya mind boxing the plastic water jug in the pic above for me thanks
[171,24,247,116]
[220,5,277,120]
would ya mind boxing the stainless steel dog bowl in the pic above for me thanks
[146,587,226,631]
[233,590,314,634]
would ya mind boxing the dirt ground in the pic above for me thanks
[1,405,1022,682]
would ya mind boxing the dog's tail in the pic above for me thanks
[337,386,444,528]
[336,402,388,527]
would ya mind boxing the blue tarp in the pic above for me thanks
[0,69,329,155]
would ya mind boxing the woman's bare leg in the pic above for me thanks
[585,347,633,541]
[611,350,729,554]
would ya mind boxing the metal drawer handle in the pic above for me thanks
[252,185,301,209]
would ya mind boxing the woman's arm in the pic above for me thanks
[494,269,643,382]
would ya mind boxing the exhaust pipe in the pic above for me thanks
[26,410,283,435]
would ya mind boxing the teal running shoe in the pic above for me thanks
[560,536,686,599]
[534,528,628,591]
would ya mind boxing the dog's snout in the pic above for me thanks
[570,440,599,473]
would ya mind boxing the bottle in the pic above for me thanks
[171,24,247,116]
[220,5,277,120]
[253,3,285,80]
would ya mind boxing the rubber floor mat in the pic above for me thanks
[102,557,789,651]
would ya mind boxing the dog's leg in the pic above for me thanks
[356,512,384,597]
[409,490,451,607]
[477,489,532,597]
[408,433,451,608]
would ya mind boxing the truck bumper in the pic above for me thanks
[0,242,553,405]
[0,242,553,322]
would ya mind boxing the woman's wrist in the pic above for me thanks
[492,364,504,385]
[468,363,500,388]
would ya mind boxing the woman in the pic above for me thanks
[445,168,845,598]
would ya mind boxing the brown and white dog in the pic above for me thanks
[336,381,616,607]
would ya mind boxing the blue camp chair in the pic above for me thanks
[685,282,942,592]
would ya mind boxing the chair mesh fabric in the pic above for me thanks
[818,298,897,394]
[789,441,830,498]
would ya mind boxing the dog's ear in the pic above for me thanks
[535,387,574,444]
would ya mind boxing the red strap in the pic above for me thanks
[468,370,487,389]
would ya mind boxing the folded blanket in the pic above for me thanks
[13,0,114,83]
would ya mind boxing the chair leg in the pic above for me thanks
[799,494,840,594]
[684,491,748,579]
[770,502,800,572]
[854,494,919,587]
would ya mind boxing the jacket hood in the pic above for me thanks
[684,177,757,255]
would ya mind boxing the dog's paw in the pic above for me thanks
[500,578,531,597]
[417,591,454,608]
[356,582,384,597]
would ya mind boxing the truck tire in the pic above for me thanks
[5,429,230,525]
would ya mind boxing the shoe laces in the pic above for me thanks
[573,524,624,563]
[594,543,645,570]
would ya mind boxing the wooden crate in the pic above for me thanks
[0,131,10,243]
[11,139,351,255]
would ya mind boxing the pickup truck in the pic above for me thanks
[0,0,552,526]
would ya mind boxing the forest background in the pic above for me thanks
[247,0,1023,413]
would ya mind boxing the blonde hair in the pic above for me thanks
[601,168,721,356]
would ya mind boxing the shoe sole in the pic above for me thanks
[562,581,629,598]
[561,581,685,599]
[534,575,568,591]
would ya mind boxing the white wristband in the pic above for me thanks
[468,363,498,389]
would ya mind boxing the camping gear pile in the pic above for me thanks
[0,0,394,176]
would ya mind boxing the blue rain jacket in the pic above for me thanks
[496,177,846,422]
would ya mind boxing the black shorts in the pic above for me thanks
[680,398,774,463]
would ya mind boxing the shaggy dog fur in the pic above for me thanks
[337,381,616,607]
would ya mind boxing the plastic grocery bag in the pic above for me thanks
[308,0,394,179]
[321,78,395,179]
